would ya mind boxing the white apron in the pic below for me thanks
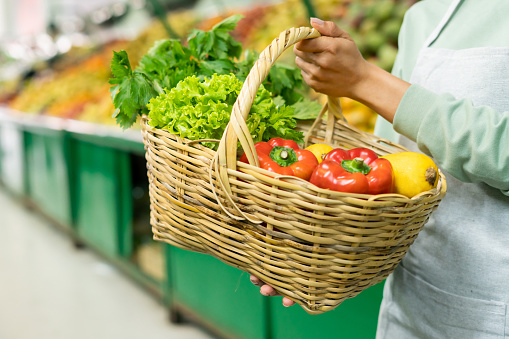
[376,0,509,338]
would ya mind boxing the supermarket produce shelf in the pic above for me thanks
[0,106,143,145]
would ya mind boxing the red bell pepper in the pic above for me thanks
[309,147,393,194]
[240,137,319,180]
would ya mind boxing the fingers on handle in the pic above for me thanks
[310,17,351,39]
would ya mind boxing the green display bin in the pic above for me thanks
[0,121,26,196]
[70,130,165,299]
[70,134,134,258]
[168,246,270,339]
[269,281,385,339]
[23,126,72,227]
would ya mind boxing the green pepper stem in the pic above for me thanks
[341,157,372,175]
[270,146,298,167]
[280,150,289,160]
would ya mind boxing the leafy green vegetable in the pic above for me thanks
[147,74,303,150]
[236,50,322,120]
[187,14,243,61]
[137,39,198,92]
[110,15,245,129]
[266,63,306,106]
[109,51,158,128]
[109,14,320,129]
[291,98,323,120]
[236,50,306,106]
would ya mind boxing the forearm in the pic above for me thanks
[351,62,411,124]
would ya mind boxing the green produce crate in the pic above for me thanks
[268,281,385,339]
[23,126,72,227]
[167,246,270,339]
[0,122,26,196]
[167,246,383,339]
[70,131,165,298]
[70,133,134,258]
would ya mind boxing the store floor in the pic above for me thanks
[0,188,215,339]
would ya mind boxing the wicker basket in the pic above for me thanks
[141,27,447,314]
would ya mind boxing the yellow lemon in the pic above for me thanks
[381,152,439,198]
[305,143,334,163]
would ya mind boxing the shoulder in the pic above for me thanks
[400,0,451,38]
[405,0,451,20]
[393,0,451,78]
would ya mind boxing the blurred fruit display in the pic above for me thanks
[4,8,198,126]
[8,42,121,121]
[3,1,416,133]
[0,78,20,105]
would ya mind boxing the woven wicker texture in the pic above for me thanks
[142,27,447,314]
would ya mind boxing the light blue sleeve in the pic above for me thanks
[394,85,509,194]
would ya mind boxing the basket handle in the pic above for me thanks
[303,96,346,147]
[211,27,344,223]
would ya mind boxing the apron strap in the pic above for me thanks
[423,0,463,48]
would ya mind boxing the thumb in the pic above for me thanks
[310,17,351,39]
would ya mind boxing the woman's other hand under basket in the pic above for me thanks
[250,275,295,307]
